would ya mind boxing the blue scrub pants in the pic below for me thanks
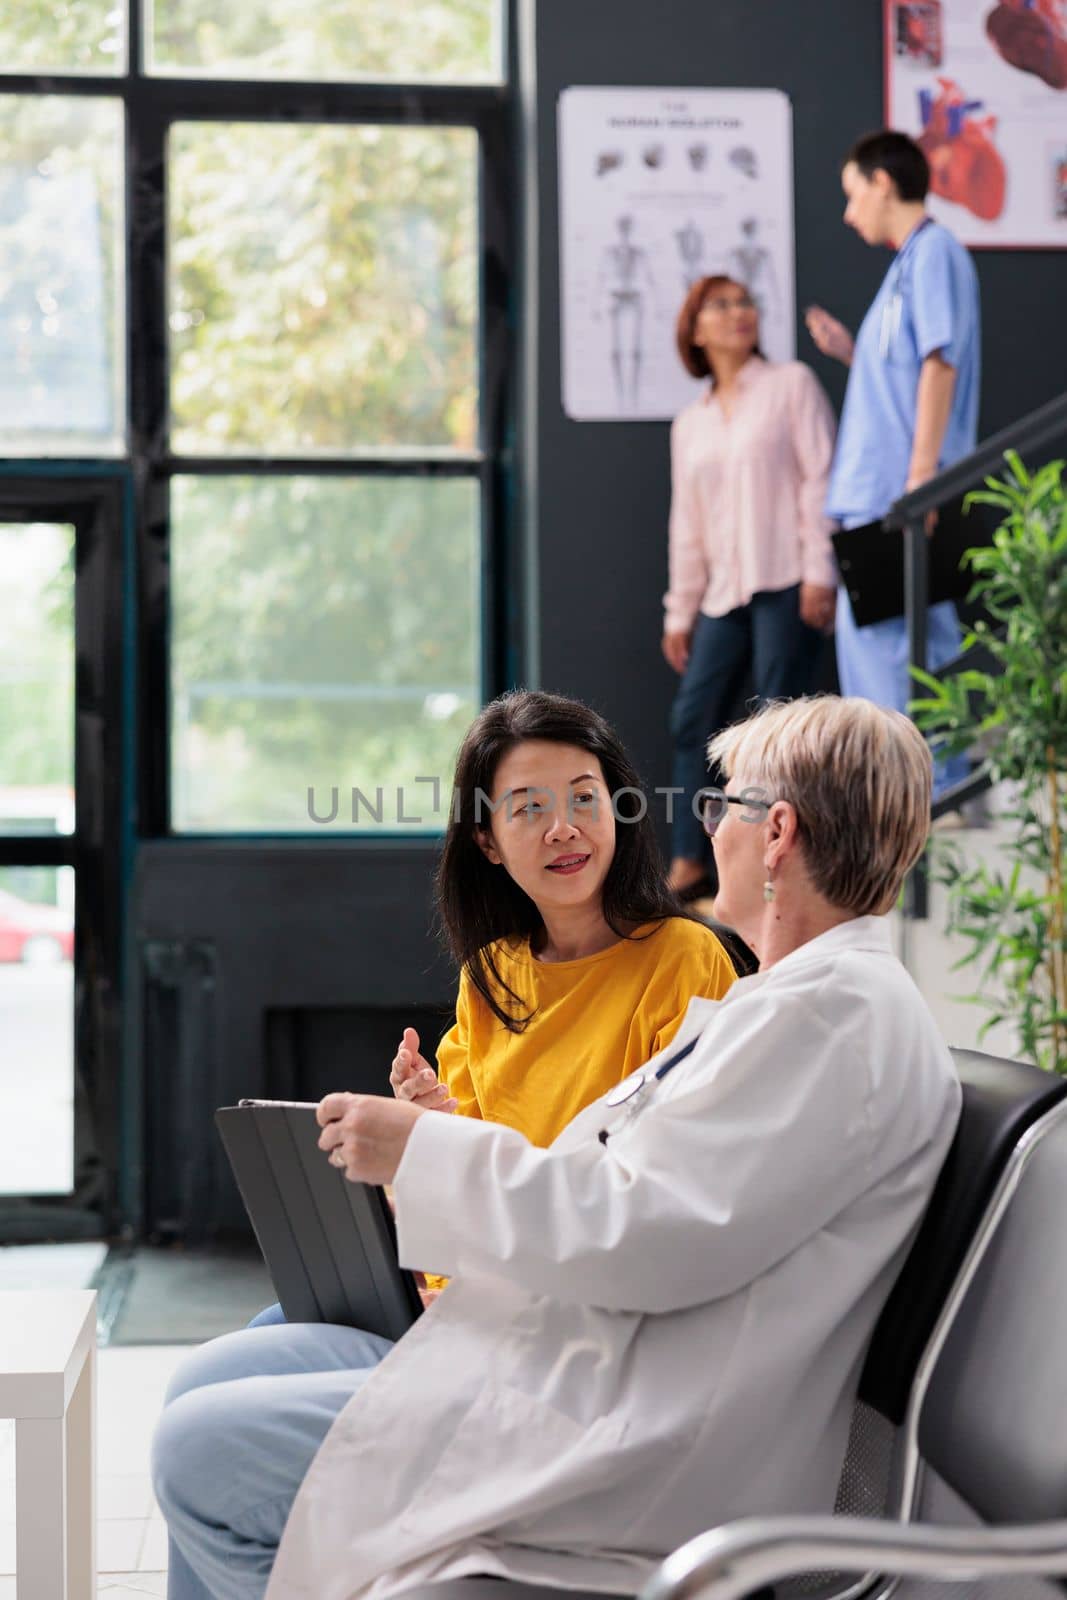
[249,1301,287,1327]
[670,584,823,863]
[151,1321,392,1600]
[834,584,969,796]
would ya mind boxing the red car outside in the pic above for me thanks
[0,889,74,964]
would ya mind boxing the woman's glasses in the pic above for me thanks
[699,789,772,838]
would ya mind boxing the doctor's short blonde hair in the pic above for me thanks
[707,696,933,917]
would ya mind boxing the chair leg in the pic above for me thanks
[16,1416,68,1598]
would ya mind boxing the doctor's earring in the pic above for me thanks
[763,875,776,903]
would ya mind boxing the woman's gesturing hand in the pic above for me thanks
[661,629,692,675]
[804,305,855,367]
[390,1026,458,1113]
[317,1092,422,1185]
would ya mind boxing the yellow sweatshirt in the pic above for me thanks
[434,917,736,1147]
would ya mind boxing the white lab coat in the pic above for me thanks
[267,916,960,1600]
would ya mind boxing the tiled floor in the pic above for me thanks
[0,1342,185,1598]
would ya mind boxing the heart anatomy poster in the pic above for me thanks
[886,0,1067,246]
[557,88,795,421]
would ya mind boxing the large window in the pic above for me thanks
[0,521,76,824]
[0,96,126,456]
[0,3,126,75]
[0,474,124,1224]
[0,3,509,1228]
[0,521,76,1194]
[162,109,485,829]
[170,474,481,830]
[167,121,479,455]
[146,0,501,83]
[1,0,509,836]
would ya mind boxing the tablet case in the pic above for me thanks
[831,496,988,628]
[215,1102,423,1341]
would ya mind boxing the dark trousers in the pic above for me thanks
[670,584,821,863]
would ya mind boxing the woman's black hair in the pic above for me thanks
[844,129,930,202]
[436,690,688,1032]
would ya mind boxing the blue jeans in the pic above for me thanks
[248,1301,286,1328]
[152,1320,392,1600]
[670,585,823,862]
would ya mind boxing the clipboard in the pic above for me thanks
[216,1100,423,1340]
[831,496,988,628]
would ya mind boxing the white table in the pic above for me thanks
[0,1290,96,1599]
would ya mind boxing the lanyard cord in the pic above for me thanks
[888,215,934,299]
[880,217,934,359]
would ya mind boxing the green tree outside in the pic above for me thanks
[0,0,498,81]
[0,4,492,834]
[150,0,498,82]
[169,121,478,455]
[170,475,480,830]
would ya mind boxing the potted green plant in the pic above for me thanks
[910,451,1067,1072]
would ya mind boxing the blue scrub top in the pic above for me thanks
[826,220,981,522]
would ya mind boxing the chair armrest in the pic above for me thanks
[641,1513,1067,1600]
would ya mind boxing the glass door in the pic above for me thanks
[0,474,126,1237]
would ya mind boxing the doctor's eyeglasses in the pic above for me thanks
[699,789,772,838]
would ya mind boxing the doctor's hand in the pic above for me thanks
[661,629,692,674]
[799,582,836,633]
[804,305,854,367]
[390,1027,458,1113]
[317,1092,423,1185]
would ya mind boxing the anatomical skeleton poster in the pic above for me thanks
[886,0,1067,246]
[558,87,795,421]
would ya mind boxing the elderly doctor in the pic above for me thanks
[153,695,960,1600]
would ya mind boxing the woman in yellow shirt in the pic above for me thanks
[390,690,737,1149]
[248,690,736,1323]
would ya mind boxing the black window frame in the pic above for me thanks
[0,469,128,1237]
[0,4,516,1237]
[1,0,516,839]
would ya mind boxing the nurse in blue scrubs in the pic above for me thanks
[806,129,979,795]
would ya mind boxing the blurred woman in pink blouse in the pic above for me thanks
[663,274,838,899]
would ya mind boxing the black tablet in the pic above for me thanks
[215,1100,423,1341]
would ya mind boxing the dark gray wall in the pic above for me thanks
[530,0,1067,816]
[128,844,454,1234]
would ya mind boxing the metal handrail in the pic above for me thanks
[888,383,1067,686]
[885,386,1067,526]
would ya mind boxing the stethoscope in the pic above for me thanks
[878,215,934,360]
[597,1033,700,1145]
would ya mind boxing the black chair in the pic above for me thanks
[401,1049,1067,1600]
[643,1050,1067,1600]
[704,919,759,978]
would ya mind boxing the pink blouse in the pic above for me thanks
[663,357,838,631]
